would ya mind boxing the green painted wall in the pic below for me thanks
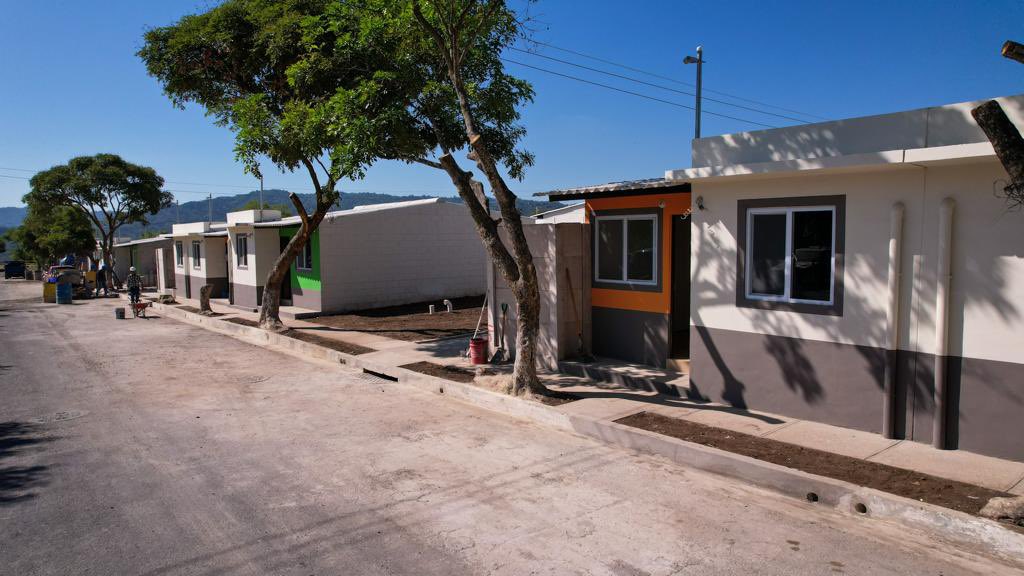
[279,227,321,291]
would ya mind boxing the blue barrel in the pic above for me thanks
[56,283,73,304]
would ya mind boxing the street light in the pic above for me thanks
[684,46,703,139]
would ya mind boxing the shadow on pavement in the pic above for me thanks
[0,421,54,505]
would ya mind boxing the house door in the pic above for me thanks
[670,214,691,360]
[279,236,293,305]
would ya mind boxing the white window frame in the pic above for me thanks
[175,241,183,268]
[191,240,202,270]
[236,234,249,268]
[296,239,313,271]
[745,205,836,305]
[593,214,658,286]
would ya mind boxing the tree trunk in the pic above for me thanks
[101,235,117,290]
[973,100,1024,186]
[509,272,547,396]
[257,191,328,331]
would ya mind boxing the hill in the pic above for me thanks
[0,190,563,240]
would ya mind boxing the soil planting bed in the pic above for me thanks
[223,317,259,327]
[311,295,485,342]
[177,305,222,317]
[616,411,1008,516]
[282,329,374,355]
[401,361,476,382]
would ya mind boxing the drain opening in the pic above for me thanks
[854,503,868,514]
[438,387,445,394]
[363,368,398,382]
[806,492,819,503]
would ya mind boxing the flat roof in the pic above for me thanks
[249,197,447,228]
[536,179,691,201]
[113,234,173,248]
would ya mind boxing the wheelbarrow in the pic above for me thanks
[130,300,152,318]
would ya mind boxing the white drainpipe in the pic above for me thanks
[933,197,955,449]
[882,202,904,439]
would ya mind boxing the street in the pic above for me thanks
[0,279,1014,575]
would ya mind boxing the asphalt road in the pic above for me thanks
[0,279,1016,575]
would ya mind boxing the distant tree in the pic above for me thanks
[140,229,164,239]
[973,40,1024,209]
[140,0,396,330]
[4,205,94,269]
[242,199,292,217]
[25,154,171,282]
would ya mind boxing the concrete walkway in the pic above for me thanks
[166,294,1024,496]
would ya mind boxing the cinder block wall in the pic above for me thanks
[487,222,590,370]
[319,201,486,312]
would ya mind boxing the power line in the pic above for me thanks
[522,39,829,122]
[508,47,810,124]
[501,57,778,129]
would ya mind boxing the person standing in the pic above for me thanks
[95,263,108,297]
[125,266,142,304]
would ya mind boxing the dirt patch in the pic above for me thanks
[223,317,258,327]
[178,305,223,317]
[281,329,374,355]
[401,361,476,383]
[616,411,1008,517]
[401,362,580,406]
[311,295,485,342]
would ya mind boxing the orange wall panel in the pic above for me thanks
[586,192,691,315]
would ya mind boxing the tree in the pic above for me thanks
[328,0,545,395]
[972,40,1024,209]
[25,154,170,283]
[5,205,95,269]
[242,199,292,217]
[140,0,390,330]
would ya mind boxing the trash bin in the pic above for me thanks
[469,337,488,365]
[56,282,72,304]
[42,282,57,303]
[115,307,125,319]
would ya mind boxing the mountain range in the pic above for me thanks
[0,189,563,241]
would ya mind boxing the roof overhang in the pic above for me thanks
[667,142,998,184]
[537,179,691,201]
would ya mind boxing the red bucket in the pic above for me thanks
[469,337,488,365]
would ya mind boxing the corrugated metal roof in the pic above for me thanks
[536,179,690,201]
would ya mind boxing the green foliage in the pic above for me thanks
[242,199,293,216]
[5,205,95,268]
[139,229,166,239]
[24,154,171,251]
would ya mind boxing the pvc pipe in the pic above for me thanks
[933,197,955,449]
[882,202,904,439]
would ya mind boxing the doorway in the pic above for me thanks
[670,214,691,362]
[279,236,293,306]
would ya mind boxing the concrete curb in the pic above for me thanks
[142,297,1024,566]
[566,416,1024,564]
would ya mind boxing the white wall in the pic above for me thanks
[318,200,485,312]
[690,158,1024,365]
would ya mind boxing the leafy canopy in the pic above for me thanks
[26,154,170,243]
[6,205,95,267]
[301,0,535,179]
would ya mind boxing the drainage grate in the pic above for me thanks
[360,369,398,382]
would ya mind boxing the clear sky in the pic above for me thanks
[1,0,1022,207]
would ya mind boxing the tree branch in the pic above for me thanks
[413,157,444,169]
[1003,40,1024,64]
[972,100,1024,187]
[289,192,311,229]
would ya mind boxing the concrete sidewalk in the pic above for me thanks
[160,293,1024,495]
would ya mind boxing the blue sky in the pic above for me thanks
[1,0,1022,207]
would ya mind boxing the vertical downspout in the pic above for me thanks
[933,197,955,449]
[882,202,904,439]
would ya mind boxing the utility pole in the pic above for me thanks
[684,45,704,139]
[176,200,180,224]
[259,175,264,220]
[208,194,212,223]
